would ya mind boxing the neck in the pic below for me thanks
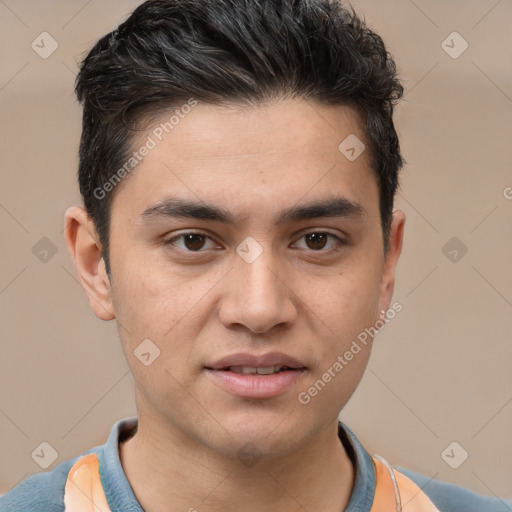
[119,416,355,512]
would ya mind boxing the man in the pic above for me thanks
[1,0,510,510]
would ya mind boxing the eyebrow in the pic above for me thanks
[139,196,367,225]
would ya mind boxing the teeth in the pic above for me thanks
[256,366,278,375]
[229,366,283,375]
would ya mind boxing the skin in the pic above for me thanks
[65,98,405,512]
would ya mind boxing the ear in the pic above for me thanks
[377,209,406,317]
[64,206,115,321]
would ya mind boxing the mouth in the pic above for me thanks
[204,360,307,399]
[205,365,304,375]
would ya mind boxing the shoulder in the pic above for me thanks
[0,457,76,512]
[0,418,135,512]
[398,466,512,512]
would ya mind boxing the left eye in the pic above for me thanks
[293,232,342,251]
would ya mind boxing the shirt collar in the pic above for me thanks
[97,417,376,511]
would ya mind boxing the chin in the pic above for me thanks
[210,407,314,454]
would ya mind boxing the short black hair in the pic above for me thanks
[75,0,404,271]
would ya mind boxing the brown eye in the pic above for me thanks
[182,234,206,251]
[305,232,328,250]
[293,232,344,252]
[165,232,217,252]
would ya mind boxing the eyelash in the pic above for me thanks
[163,231,346,254]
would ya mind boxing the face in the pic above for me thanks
[67,98,404,459]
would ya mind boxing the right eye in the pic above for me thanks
[163,232,221,252]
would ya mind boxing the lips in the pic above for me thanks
[204,352,307,399]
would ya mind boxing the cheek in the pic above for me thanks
[306,264,381,339]
[108,252,218,381]
[298,261,381,401]
[109,247,198,335]
[110,274,176,338]
[110,268,203,416]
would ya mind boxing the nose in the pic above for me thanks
[218,252,298,334]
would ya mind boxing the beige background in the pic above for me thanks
[1,0,511,500]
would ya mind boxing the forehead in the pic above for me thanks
[112,99,379,225]
[153,99,368,166]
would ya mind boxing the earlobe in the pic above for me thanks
[64,206,115,321]
[377,209,406,317]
